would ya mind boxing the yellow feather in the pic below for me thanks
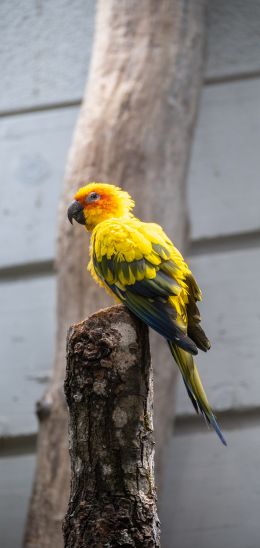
[71,182,225,444]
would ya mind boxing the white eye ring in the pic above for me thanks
[86,192,100,203]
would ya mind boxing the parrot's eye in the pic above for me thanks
[86,192,100,203]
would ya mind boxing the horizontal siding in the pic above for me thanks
[0,0,95,112]
[1,77,260,269]
[0,454,35,548]
[1,2,260,548]
[176,247,260,416]
[1,1,260,113]
[0,85,259,428]
[207,0,260,80]
[160,425,260,548]
[0,4,260,548]
[2,246,259,437]
[0,276,55,436]
[188,78,260,240]
[0,107,78,268]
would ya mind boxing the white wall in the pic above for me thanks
[1,1,260,546]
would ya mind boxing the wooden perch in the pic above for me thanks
[63,305,160,548]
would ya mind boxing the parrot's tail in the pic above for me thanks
[168,341,227,446]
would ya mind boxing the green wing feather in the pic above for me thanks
[90,218,225,445]
[92,222,200,354]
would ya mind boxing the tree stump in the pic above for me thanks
[63,305,160,548]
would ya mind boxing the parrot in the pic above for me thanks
[67,182,226,445]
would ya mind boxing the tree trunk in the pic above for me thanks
[24,1,206,546]
[63,305,160,547]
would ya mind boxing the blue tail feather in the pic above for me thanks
[209,414,227,446]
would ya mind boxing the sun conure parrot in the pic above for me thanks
[68,182,226,445]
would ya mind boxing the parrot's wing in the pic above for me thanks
[91,220,198,355]
[184,273,211,352]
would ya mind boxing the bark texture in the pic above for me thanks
[63,305,160,548]
[24,1,207,546]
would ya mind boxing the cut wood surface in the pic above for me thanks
[64,305,160,548]
[24,1,207,546]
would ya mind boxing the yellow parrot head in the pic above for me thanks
[67,182,135,230]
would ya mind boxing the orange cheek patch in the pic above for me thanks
[85,193,118,214]
[83,200,118,227]
[74,185,127,224]
[75,191,112,209]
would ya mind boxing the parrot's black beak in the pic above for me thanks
[67,200,86,225]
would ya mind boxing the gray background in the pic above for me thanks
[0,1,260,546]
